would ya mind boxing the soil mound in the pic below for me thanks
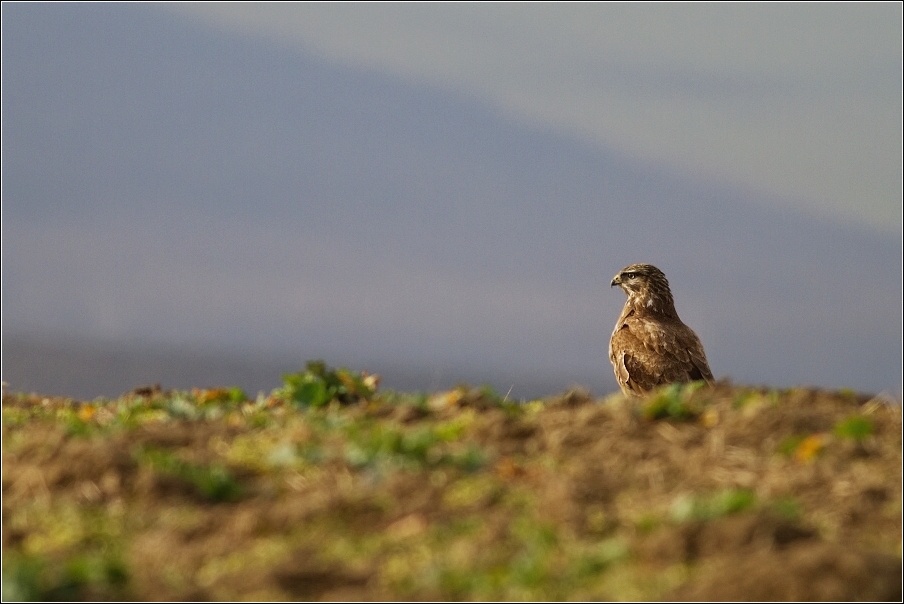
[3,378,901,600]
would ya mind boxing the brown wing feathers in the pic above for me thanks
[609,264,714,396]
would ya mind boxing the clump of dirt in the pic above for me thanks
[669,542,901,601]
[2,381,901,601]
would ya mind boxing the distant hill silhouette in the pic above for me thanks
[2,4,900,398]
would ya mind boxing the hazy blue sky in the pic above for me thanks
[2,3,901,398]
[175,3,903,233]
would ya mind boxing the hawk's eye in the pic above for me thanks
[625,272,636,279]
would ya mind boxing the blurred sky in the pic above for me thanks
[2,3,902,398]
[174,3,902,233]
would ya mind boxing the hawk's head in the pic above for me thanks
[610,263,677,317]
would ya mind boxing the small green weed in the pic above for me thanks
[2,406,31,427]
[279,360,376,407]
[571,538,629,578]
[642,382,705,420]
[2,552,129,601]
[770,496,802,521]
[63,415,94,438]
[341,421,484,471]
[135,447,243,502]
[777,434,806,457]
[634,513,661,534]
[670,488,756,522]
[378,390,431,411]
[833,415,874,442]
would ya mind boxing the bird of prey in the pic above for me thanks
[609,263,714,396]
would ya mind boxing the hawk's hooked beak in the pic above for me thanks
[610,275,621,287]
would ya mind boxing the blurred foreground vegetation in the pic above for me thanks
[3,362,901,600]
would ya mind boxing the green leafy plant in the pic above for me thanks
[279,360,376,407]
[642,382,705,420]
[833,415,874,442]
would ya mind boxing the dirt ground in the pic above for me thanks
[2,378,901,600]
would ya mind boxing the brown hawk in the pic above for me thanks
[609,263,714,396]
